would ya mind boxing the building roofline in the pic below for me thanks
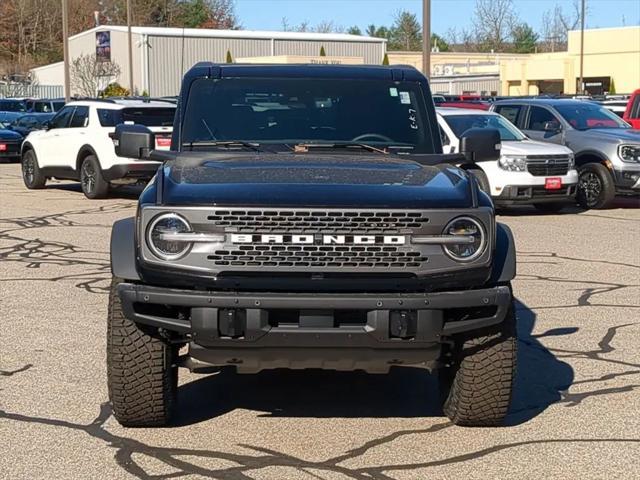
[29,61,64,71]
[69,25,387,43]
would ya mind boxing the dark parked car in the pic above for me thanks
[107,63,517,428]
[26,98,65,113]
[0,121,23,162]
[0,98,28,123]
[9,113,54,137]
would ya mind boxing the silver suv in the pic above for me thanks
[491,99,640,209]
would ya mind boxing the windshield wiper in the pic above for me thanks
[182,140,261,152]
[293,142,390,155]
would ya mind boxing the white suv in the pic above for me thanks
[20,99,175,199]
[437,108,579,212]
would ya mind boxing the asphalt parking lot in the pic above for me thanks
[1,163,639,479]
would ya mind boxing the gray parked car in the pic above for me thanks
[491,99,640,209]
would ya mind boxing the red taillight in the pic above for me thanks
[0,144,7,152]
[156,136,171,148]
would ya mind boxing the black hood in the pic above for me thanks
[160,152,476,208]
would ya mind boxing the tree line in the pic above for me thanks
[0,0,239,77]
[1,0,585,78]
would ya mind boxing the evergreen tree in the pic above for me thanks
[226,50,233,63]
[347,26,362,36]
[382,53,390,65]
[320,46,327,56]
[512,23,539,53]
[388,11,422,51]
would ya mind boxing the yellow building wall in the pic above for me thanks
[501,26,640,94]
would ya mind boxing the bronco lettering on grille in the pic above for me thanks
[230,234,406,245]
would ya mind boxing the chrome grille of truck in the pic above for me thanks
[206,209,430,234]
[209,244,426,269]
[526,155,571,176]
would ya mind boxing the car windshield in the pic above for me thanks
[0,100,27,112]
[181,77,435,153]
[443,113,525,141]
[555,103,630,130]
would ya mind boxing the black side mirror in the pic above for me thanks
[543,121,561,132]
[114,123,155,159]
[460,128,501,162]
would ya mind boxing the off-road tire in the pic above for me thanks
[107,277,178,427]
[440,301,517,427]
[533,203,566,213]
[21,149,46,189]
[576,162,615,209]
[468,168,491,195]
[80,155,110,199]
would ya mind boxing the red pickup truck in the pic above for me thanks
[623,89,640,129]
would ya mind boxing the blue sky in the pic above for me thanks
[235,0,640,34]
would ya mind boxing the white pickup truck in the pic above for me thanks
[437,107,578,212]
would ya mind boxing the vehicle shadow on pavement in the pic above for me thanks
[506,299,575,426]
[45,182,143,200]
[174,299,574,426]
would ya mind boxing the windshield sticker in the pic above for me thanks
[408,108,419,129]
[399,91,411,104]
[389,87,399,97]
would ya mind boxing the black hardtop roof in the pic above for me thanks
[183,62,426,82]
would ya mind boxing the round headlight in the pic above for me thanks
[147,213,192,260]
[442,217,486,262]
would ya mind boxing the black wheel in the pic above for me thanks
[107,277,178,427]
[21,149,46,189]
[577,163,615,209]
[439,300,517,427]
[533,203,565,213]
[468,168,490,195]
[80,155,109,199]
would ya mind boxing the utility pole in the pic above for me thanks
[579,0,586,94]
[127,0,134,95]
[62,0,71,102]
[422,0,431,78]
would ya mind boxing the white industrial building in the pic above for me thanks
[30,26,388,97]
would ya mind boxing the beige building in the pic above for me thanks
[501,26,640,95]
[389,26,639,96]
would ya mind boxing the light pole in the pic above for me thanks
[127,0,134,95]
[62,0,71,102]
[579,0,586,94]
[422,0,431,78]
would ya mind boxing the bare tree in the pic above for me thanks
[70,54,121,97]
[471,0,517,52]
[540,0,586,52]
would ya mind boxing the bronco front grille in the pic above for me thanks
[209,244,427,269]
[526,155,570,176]
[206,209,429,234]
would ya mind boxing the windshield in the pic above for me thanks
[444,113,525,141]
[181,77,435,153]
[0,100,27,112]
[555,103,630,130]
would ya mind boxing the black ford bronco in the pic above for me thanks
[108,63,517,427]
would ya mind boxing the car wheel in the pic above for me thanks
[21,149,46,189]
[468,168,491,195]
[439,298,517,427]
[577,163,615,209]
[107,277,178,427]
[80,155,109,199]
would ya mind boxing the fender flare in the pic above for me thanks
[110,217,141,281]
[490,222,516,284]
[76,144,99,171]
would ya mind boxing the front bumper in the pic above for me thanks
[612,166,640,193]
[117,283,512,373]
[495,184,577,204]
